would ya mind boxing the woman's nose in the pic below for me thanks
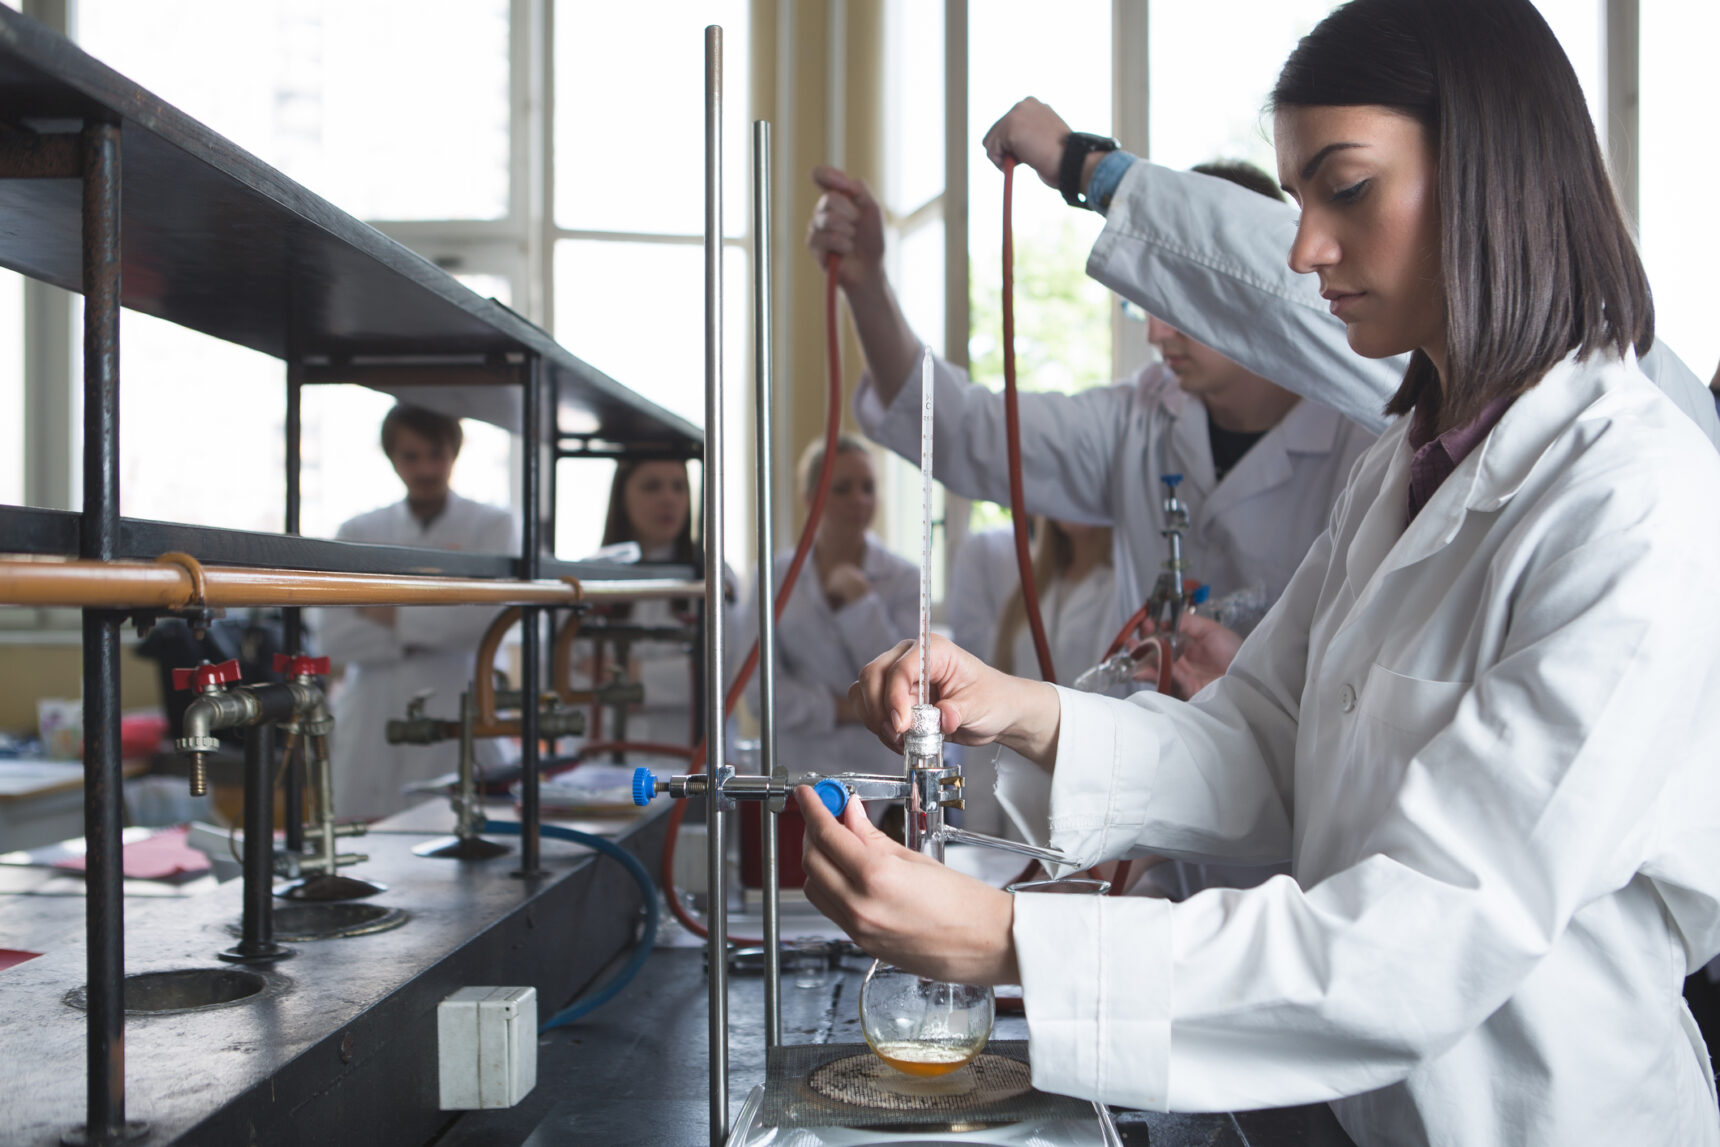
[1287,213,1338,276]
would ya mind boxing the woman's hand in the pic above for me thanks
[823,563,872,609]
[851,634,1061,766]
[798,788,1019,986]
[807,166,886,290]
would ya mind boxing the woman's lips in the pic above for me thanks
[1324,291,1363,319]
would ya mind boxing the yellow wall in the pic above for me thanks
[0,640,164,735]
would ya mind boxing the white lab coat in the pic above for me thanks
[737,534,920,778]
[972,565,1118,837]
[1002,565,1116,683]
[856,360,1375,648]
[947,526,1020,661]
[1091,159,1720,450]
[1009,351,1720,1145]
[312,493,517,820]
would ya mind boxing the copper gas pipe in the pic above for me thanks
[0,557,702,611]
[469,601,594,739]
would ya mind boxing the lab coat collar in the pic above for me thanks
[1459,350,1625,514]
[1199,397,1348,525]
[1351,351,1629,591]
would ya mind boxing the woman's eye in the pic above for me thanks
[1332,179,1370,204]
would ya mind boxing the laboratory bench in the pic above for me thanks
[0,800,671,1147]
[437,945,1359,1147]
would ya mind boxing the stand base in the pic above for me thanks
[412,835,512,860]
[217,943,294,965]
[275,874,387,901]
[61,1120,150,1146]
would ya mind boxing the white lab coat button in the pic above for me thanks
[1338,683,1357,712]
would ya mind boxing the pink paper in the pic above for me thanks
[55,825,211,880]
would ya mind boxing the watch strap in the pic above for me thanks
[1059,132,1119,207]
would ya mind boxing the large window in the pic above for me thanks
[1641,2,1720,381]
[72,0,514,539]
[551,0,751,566]
[0,270,20,507]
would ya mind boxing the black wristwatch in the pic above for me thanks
[1059,131,1119,207]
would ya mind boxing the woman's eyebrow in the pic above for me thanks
[1299,141,1368,181]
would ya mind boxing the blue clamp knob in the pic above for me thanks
[812,778,850,818]
[631,767,658,807]
[1161,473,1183,488]
[1191,584,1210,605]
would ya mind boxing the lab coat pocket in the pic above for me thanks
[1357,663,1471,741]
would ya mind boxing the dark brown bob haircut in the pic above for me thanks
[599,459,699,618]
[380,404,463,459]
[1271,0,1653,431]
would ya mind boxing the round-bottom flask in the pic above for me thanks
[859,959,995,1077]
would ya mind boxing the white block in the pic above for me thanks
[437,986,538,1110]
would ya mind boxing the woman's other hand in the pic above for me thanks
[823,562,872,609]
[798,787,1019,986]
[851,634,1061,767]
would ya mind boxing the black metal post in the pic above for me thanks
[222,725,291,964]
[548,370,560,557]
[70,119,144,1147]
[283,364,304,854]
[517,356,543,876]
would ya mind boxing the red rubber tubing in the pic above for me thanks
[655,257,848,944]
[1001,157,1057,685]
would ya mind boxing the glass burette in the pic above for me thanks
[860,348,995,1078]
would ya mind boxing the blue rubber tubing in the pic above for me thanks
[480,819,660,1029]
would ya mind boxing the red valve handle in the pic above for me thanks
[273,653,330,678]
[171,659,242,692]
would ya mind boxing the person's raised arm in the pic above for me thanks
[980,97,1104,197]
[806,166,924,404]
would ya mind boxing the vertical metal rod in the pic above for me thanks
[752,117,783,1050]
[548,373,561,556]
[223,725,287,963]
[283,364,304,854]
[77,119,131,1147]
[518,356,544,876]
[703,23,730,1145]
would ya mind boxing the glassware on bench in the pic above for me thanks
[859,960,995,1078]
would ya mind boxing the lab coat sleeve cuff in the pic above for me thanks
[852,367,923,459]
[1014,891,1173,1109]
[1045,685,1154,867]
[994,752,1054,851]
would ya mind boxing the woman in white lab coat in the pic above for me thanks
[740,435,918,779]
[800,2,1720,1144]
[575,459,703,750]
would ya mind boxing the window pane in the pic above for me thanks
[1148,2,1332,173]
[78,0,510,222]
[885,0,945,215]
[1641,2,1720,379]
[0,270,20,505]
[968,0,1109,393]
[554,239,751,569]
[299,385,513,541]
[115,312,285,531]
[555,1,750,237]
[554,240,747,427]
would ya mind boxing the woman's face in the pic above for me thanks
[622,461,690,550]
[1275,104,1446,373]
[816,449,877,538]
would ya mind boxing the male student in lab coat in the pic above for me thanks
[977,97,1720,450]
[313,405,517,821]
[808,160,1377,698]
